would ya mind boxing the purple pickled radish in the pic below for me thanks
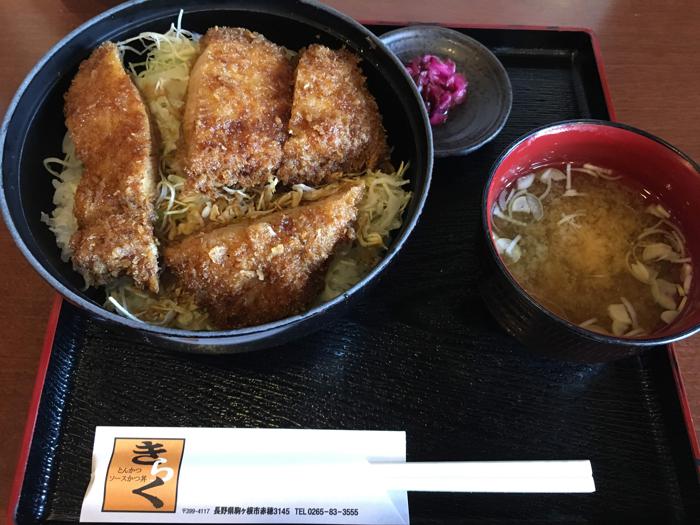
[430,111,449,125]
[437,91,452,110]
[404,54,468,126]
[451,74,467,95]
[434,60,455,79]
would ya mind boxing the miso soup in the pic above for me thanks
[491,163,692,337]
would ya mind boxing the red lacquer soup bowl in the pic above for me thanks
[480,120,700,362]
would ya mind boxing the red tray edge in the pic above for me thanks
[668,344,700,474]
[8,295,63,525]
[6,23,628,524]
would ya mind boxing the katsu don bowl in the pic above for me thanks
[0,0,433,352]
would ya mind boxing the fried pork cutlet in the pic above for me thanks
[163,182,365,328]
[278,45,390,186]
[182,27,294,194]
[65,42,160,292]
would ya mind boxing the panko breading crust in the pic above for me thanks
[182,27,294,194]
[65,42,160,292]
[163,182,365,328]
[278,44,389,186]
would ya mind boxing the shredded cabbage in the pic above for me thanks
[320,164,411,301]
[118,11,199,159]
[109,163,411,326]
[43,14,412,330]
[105,279,213,330]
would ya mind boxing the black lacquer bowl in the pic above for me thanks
[0,0,433,352]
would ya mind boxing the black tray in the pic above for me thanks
[11,25,700,524]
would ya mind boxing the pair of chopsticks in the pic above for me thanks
[368,460,594,492]
[225,460,595,493]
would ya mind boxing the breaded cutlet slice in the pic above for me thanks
[278,44,390,186]
[182,27,294,194]
[65,42,160,292]
[163,181,365,328]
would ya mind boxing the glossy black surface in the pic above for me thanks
[0,0,432,350]
[14,26,700,524]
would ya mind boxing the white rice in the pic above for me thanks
[41,133,82,261]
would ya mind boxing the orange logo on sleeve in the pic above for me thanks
[102,438,185,513]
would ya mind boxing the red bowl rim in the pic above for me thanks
[481,118,700,347]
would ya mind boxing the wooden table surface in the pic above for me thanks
[2,0,699,519]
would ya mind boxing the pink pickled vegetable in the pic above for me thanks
[405,54,468,126]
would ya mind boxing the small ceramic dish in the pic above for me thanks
[380,25,512,157]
